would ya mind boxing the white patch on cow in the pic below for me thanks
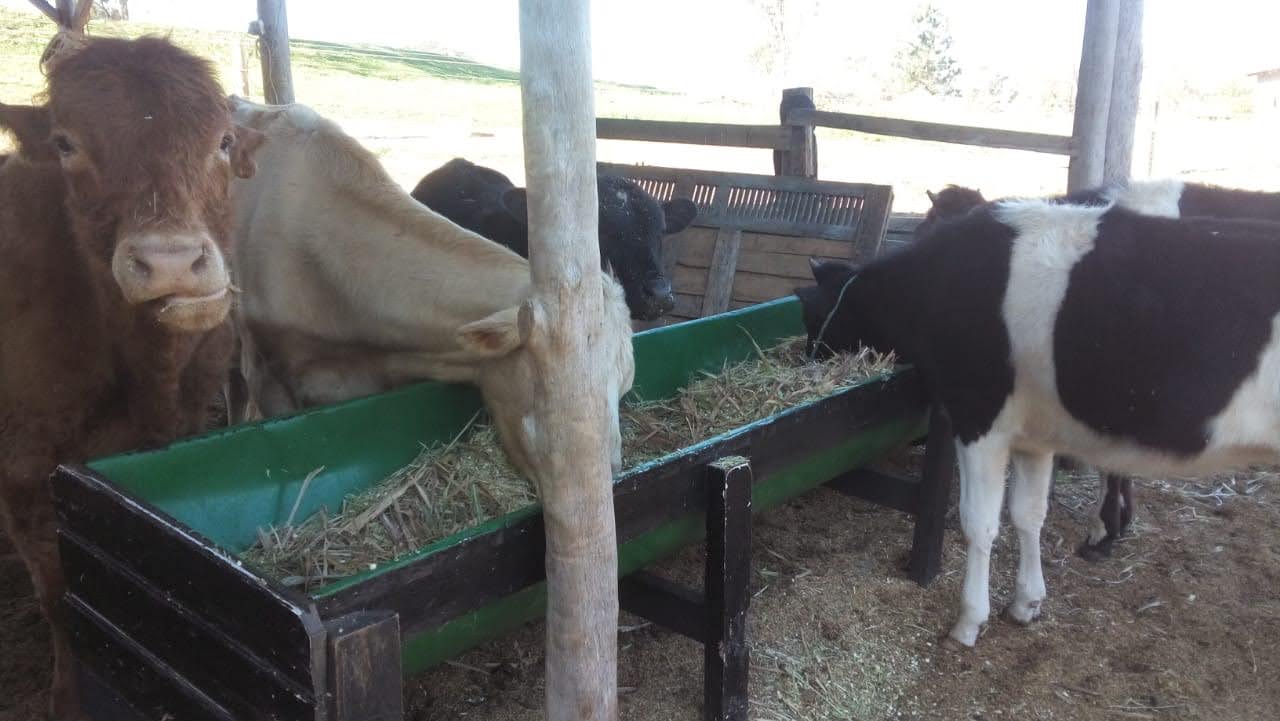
[950,429,1012,647]
[1206,313,1280,453]
[1106,179,1185,218]
[1086,488,1109,545]
[615,189,627,203]
[1006,449,1053,624]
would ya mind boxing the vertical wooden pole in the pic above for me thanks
[255,0,295,105]
[704,457,752,721]
[325,611,402,721]
[1067,0,1119,192]
[907,405,955,586]
[517,2,618,720]
[775,87,817,178]
[238,37,253,98]
[1103,0,1143,185]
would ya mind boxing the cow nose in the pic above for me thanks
[113,232,227,305]
[643,276,675,316]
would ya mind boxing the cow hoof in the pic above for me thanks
[1003,599,1042,625]
[946,621,982,648]
[1076,538,1114,563]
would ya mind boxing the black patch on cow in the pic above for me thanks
[797,206,1016,443]
[1054,208,1280,456]
[411,158,695,320]
[1178,182,1280,222]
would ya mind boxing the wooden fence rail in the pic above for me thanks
[784,108,1075,156]
[596,118,792,150]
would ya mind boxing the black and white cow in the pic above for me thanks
[797,196,1280,647]
[411,158,699,321]
[916,179,1280,558]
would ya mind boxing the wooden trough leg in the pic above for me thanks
[619,457,753,721]
[325,610,402,721]
[703,457,752,721]
[906,406,955,586]
[826,404,955,587]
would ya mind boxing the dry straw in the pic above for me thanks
[242,336,896,588]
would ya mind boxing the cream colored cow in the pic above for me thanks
[227,97,633,476]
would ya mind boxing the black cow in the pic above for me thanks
[411,158,698,321]
[797,197,1280,648]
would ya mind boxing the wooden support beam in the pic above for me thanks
[1068,0,1120,191]
[325,611,402,721]
[907,406,955,586]
[703,457,751,721]
[787,108,1074,155]
[28,0,59,24]
[776,87,817,178]
[1103,0,1144,185]
[517,1,620,720]
[255,0,295,104]
[597,117,791,149]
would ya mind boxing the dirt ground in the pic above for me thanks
[3,462,1279,721]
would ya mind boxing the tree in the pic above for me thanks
[896,3,962,97]
[91,0,128,21]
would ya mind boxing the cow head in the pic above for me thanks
[914,185,986,241]
[503,177,698,321]
[411,158,531,254]
[795,257,872,360]
[1,36,266,334]
[455,276,635,481]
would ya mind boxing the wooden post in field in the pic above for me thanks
[254,0,295,104]
[776,86,817,178]
[1067,0,1119,192]
[517,1,619,720]
[30,0,90,29]
[1103,0,1143,185]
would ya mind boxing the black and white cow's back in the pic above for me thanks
[798,197,1280,647]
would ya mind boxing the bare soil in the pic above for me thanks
[4,463,1279,721]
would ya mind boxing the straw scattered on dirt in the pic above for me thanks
[241,336,895,588]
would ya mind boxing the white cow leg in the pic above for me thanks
[949,434,1010,647]
[1006,449,1053,625]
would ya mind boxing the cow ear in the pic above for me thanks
[456,303,532,358]
[501,187,529,226]
[229,124,267,179]
[662,198,698,235]
[809,257,856,287]
[926,189,937,205]
[0,103,55,162]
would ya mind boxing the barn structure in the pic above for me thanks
[19,1,1147,720]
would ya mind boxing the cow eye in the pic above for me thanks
[52,135,75,157]
[219,134,234,153]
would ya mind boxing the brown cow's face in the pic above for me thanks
[40,36,266,333]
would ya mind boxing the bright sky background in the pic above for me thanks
[2,1,1276,92]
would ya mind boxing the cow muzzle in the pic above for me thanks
[635,276,675,320]
[112,231,232,332]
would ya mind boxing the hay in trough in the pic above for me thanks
[241,336,895,589]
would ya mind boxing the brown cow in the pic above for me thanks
[0,34,264,719]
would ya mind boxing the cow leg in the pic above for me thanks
[948,434,1010,647]
[0,476,85,721]
[1005,449,1053,625]
[1078,473,1130,561]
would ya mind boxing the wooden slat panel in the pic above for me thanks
[852,185,894,261]
[61,536,318,720]
[722,249,845,280]
[52,466,327,690]
[701,228,743,316]
[677,234,852,269]
[788,108,1075,155]
[730,271,817,304]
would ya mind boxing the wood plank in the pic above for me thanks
[701,228,743,316]
[597,118,791,150]
[852,184,894,261]
[907,406,956,586]
[730,271,819,304]
[731,250,847,280]
[788,108,1074,156]
[326,611,403,721]
[61,535,318,720]
[825,468,919,514]
[619,571,708,643]
[679,234,853,268]
[599,163,892,199]
[68,597,239,721]
[52,466,327,690]
[704,458,752,721]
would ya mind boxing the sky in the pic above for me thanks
[2,1,1276,92]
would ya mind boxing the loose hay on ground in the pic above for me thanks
[242,336,896,588]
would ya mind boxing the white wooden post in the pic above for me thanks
[1067,0,1119,192]
[1103,0,1144,184]
[517,1,619,720]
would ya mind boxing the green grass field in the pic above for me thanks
[3,5,1275,213]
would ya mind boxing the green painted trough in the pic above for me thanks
[53,297,945,721]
